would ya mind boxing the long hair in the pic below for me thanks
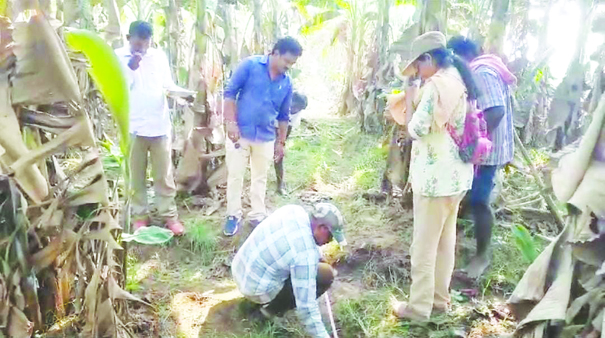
[417,47,481,101]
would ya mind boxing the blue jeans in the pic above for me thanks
[470,165,498,205]
[469,165,499,256]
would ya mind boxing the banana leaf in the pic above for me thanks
[63,29,130,157]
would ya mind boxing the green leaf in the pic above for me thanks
[512,224,538,263]
[122,226,174,245]
[64,29,130,157]
[335,0,350,10]
[534,69,544,83]
[300,10,342,36]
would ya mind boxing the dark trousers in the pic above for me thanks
[265,263,335,315]
[469,165,498,256]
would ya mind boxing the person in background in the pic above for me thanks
[231,202,346,338]
[115,21,194,236]
[391,31,479,321]
[222,37,303,236]
[447,36,516,278]
[275,91,308,195]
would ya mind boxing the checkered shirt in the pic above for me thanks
[474,65,515,166]
[231,205,329,338]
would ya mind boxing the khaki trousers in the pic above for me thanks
[226,138,274,220]
[408,192,465,319]
[130,135,178,221]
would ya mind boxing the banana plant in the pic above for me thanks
[0,8,147,336]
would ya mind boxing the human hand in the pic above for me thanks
[226,122,240,143]
[406,79,419,102]
[128,53,143,71]
[274,142,285,161]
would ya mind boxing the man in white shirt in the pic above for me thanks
[115,21,193,235]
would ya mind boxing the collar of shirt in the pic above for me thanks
[259,54,286,81]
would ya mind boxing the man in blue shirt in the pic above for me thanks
[223,37,303,236]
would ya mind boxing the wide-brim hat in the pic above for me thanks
[401,31,447,76]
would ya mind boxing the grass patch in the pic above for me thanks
[284,118,386,193]
[478,224,547,296]
[334,289,471,338]
[125,254,141,292]
[184,219,219,265]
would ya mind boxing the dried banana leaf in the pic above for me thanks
[552,94,605,203]
[11,14,80,105]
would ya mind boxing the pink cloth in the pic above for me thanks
[470,54,517,85]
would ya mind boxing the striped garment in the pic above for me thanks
[474,65,515,166]
[231,205,329,338]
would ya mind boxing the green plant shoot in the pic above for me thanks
[64,28,130,157]
[511,224,538,264]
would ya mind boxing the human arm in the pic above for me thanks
[291,257,330,338]
[405,79,420,126]
[475,69,507,134]
[275,121,288,161]
[275,86,292,160]
[483,106,505,134]
[407,84,436,140]
[223,59,252,142]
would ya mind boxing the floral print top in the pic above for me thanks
[407,74,473,197]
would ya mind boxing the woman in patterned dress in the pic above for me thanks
[391,31,481,321]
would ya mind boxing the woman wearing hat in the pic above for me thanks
[391,31,480,321]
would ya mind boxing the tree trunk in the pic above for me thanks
[62,0,78,26]
[529,0,552,146]
[252,0,263,53]
[420,0,446,33]
[175,0,214,194]
[103,0,123,48]
[217,0,238,72]
[550,0,593,151]
[485,0,510,57]
[166,0,181,83]
[359,0,391,134]
[271,0,281,41]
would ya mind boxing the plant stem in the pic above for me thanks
[513,130,565,231]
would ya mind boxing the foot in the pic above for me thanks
[432,305,450,316]
[223,216,241,236]
[132,219,149,231]
[249,217,266,228]
[248,306,271,325]
[276,182,286,195]
[464,254,491,278]
[391,299,426,321]
[262,306,289,328]
[260,306,276,319]
[166,219,185,236]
